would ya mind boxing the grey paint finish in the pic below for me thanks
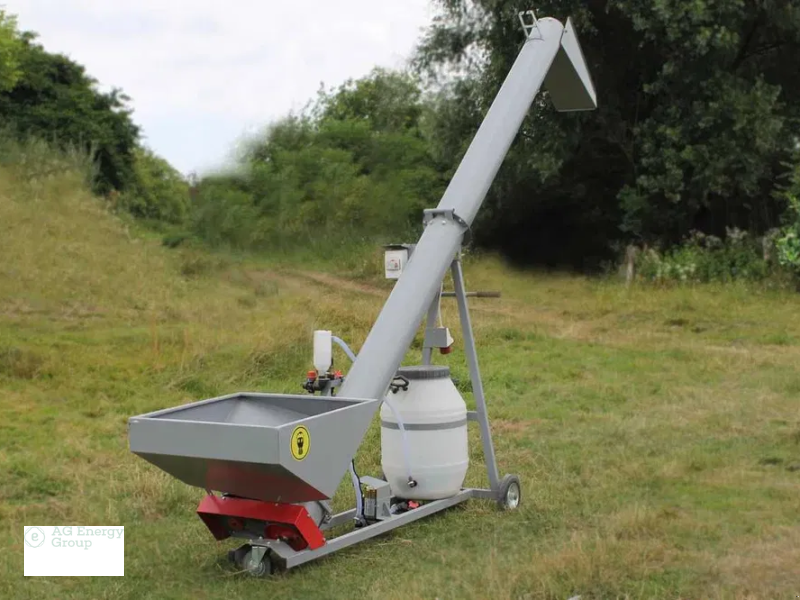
[128,393,380,503]
[543,18,598,112]
[396,365,451,380]
[452,258,501,490]
[339,18,568,403]
[380,418,468,431]
[273,488,478,568]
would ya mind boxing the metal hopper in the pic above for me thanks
[128,393,380,504]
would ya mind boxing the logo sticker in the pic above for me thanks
[290,426,310,461]
[24,527,46,548]
[24,526,124,576]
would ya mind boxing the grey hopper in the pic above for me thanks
[128,393,380,504]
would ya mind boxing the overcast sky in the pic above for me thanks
[10,1,434,175]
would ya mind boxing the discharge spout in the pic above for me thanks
[339,17,582,402]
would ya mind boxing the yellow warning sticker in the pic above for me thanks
[290,426,310,461]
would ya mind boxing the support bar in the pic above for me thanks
[277,488,482,568]
[441,291,501,298]
[452,258,501,491]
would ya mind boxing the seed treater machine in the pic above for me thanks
[128,12,596,577]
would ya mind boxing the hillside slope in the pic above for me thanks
[2,165,800,599]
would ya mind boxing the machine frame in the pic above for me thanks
[127,11,596,578]
[225,249,520,576]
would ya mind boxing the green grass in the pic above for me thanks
[2,167,800,599]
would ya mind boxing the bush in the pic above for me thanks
[0,35,140,194]
[0,10,22,92]
[775,161,800,276]
[636,228,772,284]
[117,148,190,224]
[187,69,444,254]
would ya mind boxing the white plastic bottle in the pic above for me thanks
[380,365,469,500]
[313,330,332,373]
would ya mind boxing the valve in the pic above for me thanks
[302,371,319,394]
[303,369,345,394]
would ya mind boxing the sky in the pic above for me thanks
[10,0,434,175]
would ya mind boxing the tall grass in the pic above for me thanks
[2,145,800,598]
[0,127,97,190]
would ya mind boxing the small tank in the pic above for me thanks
[381,365,469,500]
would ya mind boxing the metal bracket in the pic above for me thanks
[422,208,472,246]
[389,375,409,394]
[518,10,543,39]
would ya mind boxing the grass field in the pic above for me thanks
[2,167,800,599]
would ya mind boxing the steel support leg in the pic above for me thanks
[421,286,441,365]
[451,258,501,492]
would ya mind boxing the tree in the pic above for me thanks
[0,33,140,193]
[415,0,800,268]
[121,147,190,223]
[191,69,448,249]
[0,10,22,92]
[315,68,424,134]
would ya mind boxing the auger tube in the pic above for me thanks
[339,17,567,402]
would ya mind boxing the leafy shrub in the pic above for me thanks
[636,228,771,284]
[0,10,22,92]
[187,69,444,254]
[118,148,190,224]
[776,160,800,276]
[0,35,140,194]
[162,232,191,249]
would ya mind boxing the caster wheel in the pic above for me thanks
[243,548,272,578]
[230,544,251,568]
[497,474,521,511]
[246,558,271,578]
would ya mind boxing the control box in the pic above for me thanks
[383,244,415,280]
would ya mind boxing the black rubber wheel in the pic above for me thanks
[244,548,272,578]
[230,544,251,569]
[497,474,522,510]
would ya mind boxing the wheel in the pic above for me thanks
[243,548,272,578]
[229,544,250,568]
[497,474,521,510]
[246,557,271,578]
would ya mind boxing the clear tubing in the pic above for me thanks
[331,336,357,363]
[348,462,363,519]
[381,393,415,483]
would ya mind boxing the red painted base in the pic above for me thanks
[197,495,326,551]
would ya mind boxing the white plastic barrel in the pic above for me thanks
[380,365,469,500]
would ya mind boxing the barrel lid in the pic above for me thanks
[396,365,451,380]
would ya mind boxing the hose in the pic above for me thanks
[331,335,357,363]
[349,460,364,524]
[381,393,415,485]
[332,335,415,484]
[438,282,444,328]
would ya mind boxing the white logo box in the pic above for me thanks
[24,526,124,576]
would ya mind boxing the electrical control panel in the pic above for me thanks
[383,244,414,280]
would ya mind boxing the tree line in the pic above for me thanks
[2,3,799,278]
[0,9,189,223]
